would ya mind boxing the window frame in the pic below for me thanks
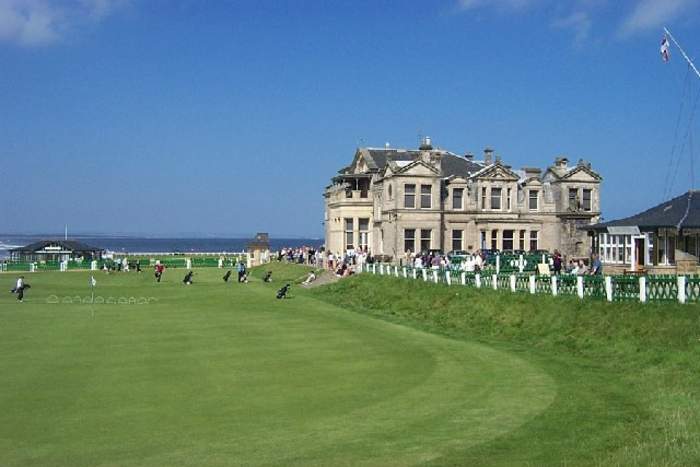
[344,218,354,250]
[529,230,538,251]
[490,187,502,211]
[582,189,592,211]
[404,228,416,253]
[528,189,539,211]
[404,184,416,208]
[502,230,514,251]
[420,184,432,209]
[452,188,464,210]
[420,229,432,252]
[452,229,463,252]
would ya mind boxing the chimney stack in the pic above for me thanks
[464,152,474,161]
[419,136,433,151]
[484,147,494,165]
[554,156,569,168]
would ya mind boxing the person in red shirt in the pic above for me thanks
[154,263,165,283]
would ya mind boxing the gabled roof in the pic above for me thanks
[387,158,440,176]
[470,161,520,181]
[9,239,103,253]
[559,164,603,181]
[341,147,485,178]
[589,191,700,231]
[545,161,602,182]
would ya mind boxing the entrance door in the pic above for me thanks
[634,238,645,268]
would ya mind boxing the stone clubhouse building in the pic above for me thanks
[324,138,602,261]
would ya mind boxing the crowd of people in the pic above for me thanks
[277,247,322,267]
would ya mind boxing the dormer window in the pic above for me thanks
[583,189,592,211]
[569,188,580,210]
[452,188,464,210]
[529,190,539,211]
[490,187,502,210]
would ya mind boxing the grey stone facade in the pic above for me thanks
[324,139,602,261]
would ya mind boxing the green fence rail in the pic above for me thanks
[364,264,699,305]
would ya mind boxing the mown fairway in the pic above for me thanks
[0,265,556,466]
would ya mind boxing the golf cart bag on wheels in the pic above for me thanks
[276,283,290,299]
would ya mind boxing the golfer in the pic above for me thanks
[11,276,27,302]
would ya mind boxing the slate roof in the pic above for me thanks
[349,148,485,178]
[9,239,103,253]
[589,191,700,231]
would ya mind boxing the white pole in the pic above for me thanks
[605,276,613,302]
[510,274,516,292]
[577,276,584,299]
[664,27,700,80]
[639,276,647,303]
[678,275,687,304]
[529,275,536,294]
[492,274,497,290]
[551,275,558,296]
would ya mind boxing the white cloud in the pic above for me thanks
[553,11,592,46]
[619,0,699,36]
[0,0,128,47]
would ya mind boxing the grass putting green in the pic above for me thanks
[1,265,555,466]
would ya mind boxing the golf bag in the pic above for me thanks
[183,272,193,285]
[223,270,232,282]
[263,271,272,283]
[276,283,290,299]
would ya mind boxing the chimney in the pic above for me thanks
[464,152,474,161]
[554,156,568,168]
[484,147,494,165]
[419,136,433,151]
[523,167,542,179]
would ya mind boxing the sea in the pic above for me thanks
[0,235,323,259]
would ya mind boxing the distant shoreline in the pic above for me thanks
[0,235,323,259]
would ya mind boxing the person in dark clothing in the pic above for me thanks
[276,283,290,299]
[553,250,562,275]
[223,270,232,282]
[183,271,194,285]
[136,260,142,273]
[263,271,272,283]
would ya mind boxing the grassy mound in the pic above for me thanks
[311,274,700,465]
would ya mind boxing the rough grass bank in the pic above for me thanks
[311,273,700,466]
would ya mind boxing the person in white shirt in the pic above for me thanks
[11,276,27,302]
[474,252,484,272]
[414,256,423,269]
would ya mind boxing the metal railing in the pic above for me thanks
[362,263,699,304]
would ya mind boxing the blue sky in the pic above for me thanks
[1,0,700,237]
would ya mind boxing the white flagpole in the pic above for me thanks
[664,27,700,80]
[90,275,95,318]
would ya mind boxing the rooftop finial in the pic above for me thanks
[419,136,433,150]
